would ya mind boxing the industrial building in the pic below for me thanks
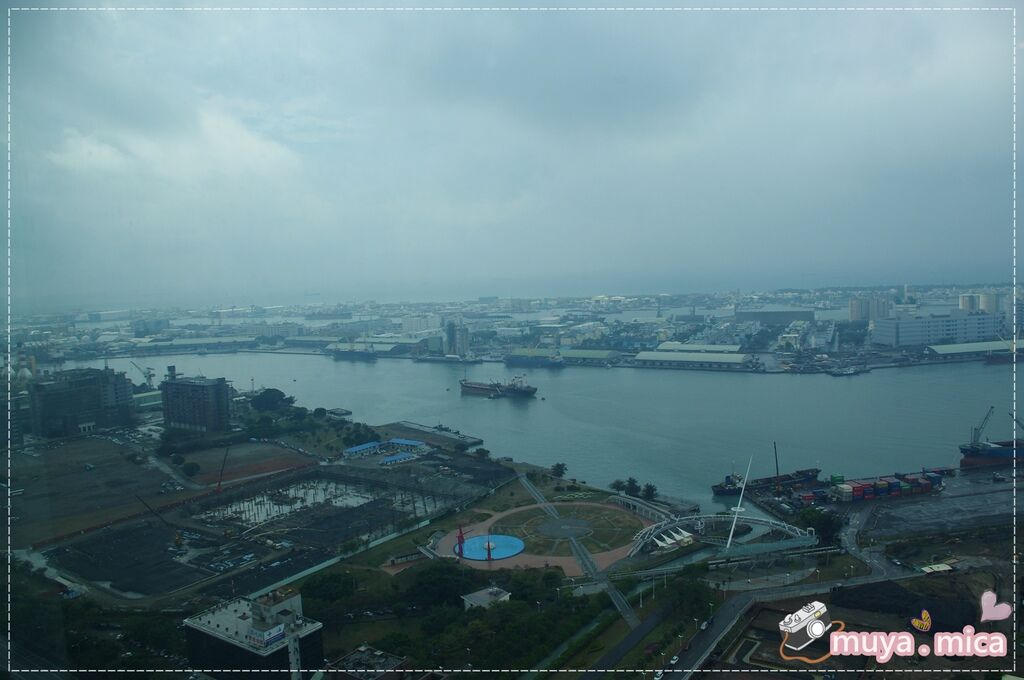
[632,351,753,371]
[161,369,231,433]
[924,340,1014,360]
[848,296,892,321]
[183,589,324,679]
[871,311,1006,347]
[959,293,1002,314]
[28,367,134,437]
[655,342,741,353]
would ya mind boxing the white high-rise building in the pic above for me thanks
[872,310,1006,347]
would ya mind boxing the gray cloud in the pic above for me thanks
[9,9,1014,312]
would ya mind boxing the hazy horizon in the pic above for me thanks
[12,9,1015,315]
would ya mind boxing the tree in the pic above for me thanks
[249,415,278,438]
[250,388,290,412]
[624,477,641,497]
[641,483,658,501]
[313,407,327,419]
[454,442,470,454]
[473,448,491,459]
[609,479,626,492]
[171,455,185,466]
[182,462,200,477]
[550,463,567,479]
[796,507,843,545]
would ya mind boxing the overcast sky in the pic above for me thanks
[10,8,1015,313]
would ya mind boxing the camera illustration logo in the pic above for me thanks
[779,601,833,651]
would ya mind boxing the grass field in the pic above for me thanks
[490,503,644,557]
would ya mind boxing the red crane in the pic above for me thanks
[216,446,231,493]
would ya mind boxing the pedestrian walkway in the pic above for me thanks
[519,473,640,629]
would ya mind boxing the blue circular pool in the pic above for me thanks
[456,534,526,561]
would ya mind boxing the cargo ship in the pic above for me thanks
[959,440,1023,467]
[459,375,537,398]
[712,468,820,496]
[504,355,566,369]
[959,406,1022,468]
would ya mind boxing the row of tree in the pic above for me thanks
[609,477,658,500]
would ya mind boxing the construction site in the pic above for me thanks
[19,436,517,604]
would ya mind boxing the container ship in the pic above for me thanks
[459,375,537,398]
[959,406,1023,468]
[960,440,1023,467]
[712,468,820,495]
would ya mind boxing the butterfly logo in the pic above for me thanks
[911,609,932,632]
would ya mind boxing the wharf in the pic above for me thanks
[375,421,484,449]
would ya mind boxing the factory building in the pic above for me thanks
[871,311,1006,348]
[183,589,324,680]
[29,367,134,438]
[959,293,1002,315]
[655,342,741,353]
[161,369,231,433]
[848,296,892,322]
[632,351,753,371]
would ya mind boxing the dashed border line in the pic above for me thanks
[6,2,1015,675]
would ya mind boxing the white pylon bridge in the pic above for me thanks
[629,513,816,558]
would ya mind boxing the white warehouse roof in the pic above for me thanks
[656,342,742,353]
[634,351,749,364]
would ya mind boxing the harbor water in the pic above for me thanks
[74,354,1015,510]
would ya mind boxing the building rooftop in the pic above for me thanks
[165,376,227,386]
[925,340,1013,355]
[461,586,511,608]
[344,441,382,454]
[388,438,426,447]
[634,351,749,364]
[656,342,741,353]
[183,595,322,657]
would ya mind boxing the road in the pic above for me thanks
[581,505,919,677]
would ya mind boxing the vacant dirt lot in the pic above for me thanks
[186,442,314,486]
[11,438,200,548]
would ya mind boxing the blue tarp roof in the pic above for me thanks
[389,438,426,447]
[344,441,381,454]
[380,452,416,465]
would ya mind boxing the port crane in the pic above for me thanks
[1009,411,1024,433]
[129,361,156,389]
[971,406,995,444]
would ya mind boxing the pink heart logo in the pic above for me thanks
[980,590,1013,622]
